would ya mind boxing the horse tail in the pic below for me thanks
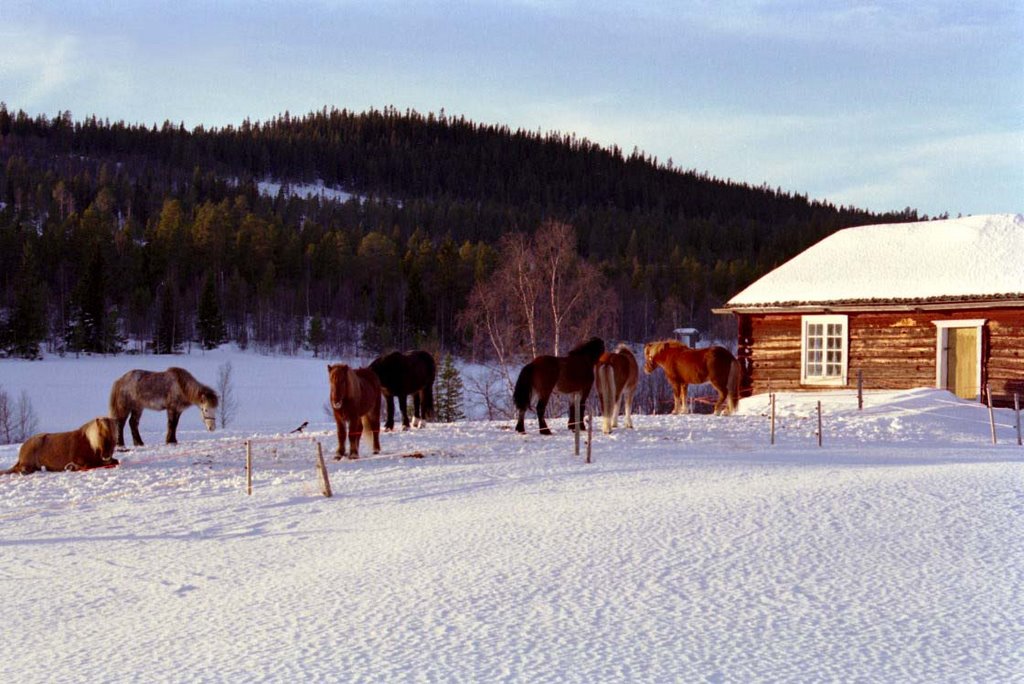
[108,374,127,419]
[726,357,742,414]
[513,363,535,411]
[596,361,616,434]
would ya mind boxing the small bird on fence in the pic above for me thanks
[290,421,309,434]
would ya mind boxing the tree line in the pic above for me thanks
[0,103,924,360]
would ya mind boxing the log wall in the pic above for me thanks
[736,308,1024,406]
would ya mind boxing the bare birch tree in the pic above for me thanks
[460,219,619,372]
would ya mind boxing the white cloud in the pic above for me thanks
[0,25,80,108]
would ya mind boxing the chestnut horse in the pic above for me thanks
[643,340,741,415]
[328,364,382,458]
[595,344,639,434]
[513,337,605,434]
[369,350,436,430]
[109,367,218,447]
[3,417,119,475]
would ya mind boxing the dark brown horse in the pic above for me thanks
[109,367,218,447]
[595,344,639,434]
[369,350,436,431]
[643,340,741,415]
[513,337,605,434]
[328,364,382,458]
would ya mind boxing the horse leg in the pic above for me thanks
[399,394,410,431]
[676,384,690,415]
[348,418,362,458]
[333,415,348,459]
[536,394,552,435]
[577,387,592,432]
[129,410,145,446]
[166,410,180,444]
[623,389,635,429]
[383,395,396,431]
[412,393,422,428]
[115,414,128,447]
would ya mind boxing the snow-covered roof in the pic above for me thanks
[724,213,1024,309]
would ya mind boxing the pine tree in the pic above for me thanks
[434,353,465,423]
[6,243,46,359]
[154,282,181,354]
[307,315,325,357]
[196,275,226,350]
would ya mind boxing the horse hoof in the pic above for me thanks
[539,428,552,436]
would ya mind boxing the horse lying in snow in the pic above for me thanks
[2,417,119,475]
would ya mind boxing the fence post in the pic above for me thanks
[987,385,997,445]
[315,441,333,498]
[1015,393,1021,447]
[857,370,863,410]
[817,400,823,447]
[770,393,776,446]
[245,440,253,495]
[573,393,581,456]
[586,402,593,464]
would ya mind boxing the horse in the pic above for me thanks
[2,417,119,475]
[595,343,639,434]
[109,367,219,447]
[643,340,741,415]
[513,337,605,434]
[369,350,436,431]
[328,363,382,458]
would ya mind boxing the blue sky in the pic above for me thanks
[2,1,1021,217]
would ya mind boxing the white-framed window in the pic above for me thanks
[801,314,848,386]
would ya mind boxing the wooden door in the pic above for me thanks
[946,327,978,399]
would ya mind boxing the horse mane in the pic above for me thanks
[168,367,219,407]
[345,367,362,406]
[651,339,688,350]
[568,336,605,358]
[614,342,635,356]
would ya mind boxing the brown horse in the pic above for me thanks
[643,340,741,415]
[109,367,218,447]
[328,364,382,458]
[513,337,605,434]
[3,417,119,475]
[595,344,639,434]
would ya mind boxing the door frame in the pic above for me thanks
[933,319,985,400]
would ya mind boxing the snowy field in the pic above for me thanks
[1,348,1022,683]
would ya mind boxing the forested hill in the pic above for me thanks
[0,104,920,358]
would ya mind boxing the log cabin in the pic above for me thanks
[713,214,1024,406]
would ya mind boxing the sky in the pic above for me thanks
[1,1,1021,217]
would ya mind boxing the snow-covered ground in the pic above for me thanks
[256,178,359,204]
[1,349,1022,683]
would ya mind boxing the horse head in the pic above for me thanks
[198,389,218,431]
[643,342,660,374]
[328,364,357,410]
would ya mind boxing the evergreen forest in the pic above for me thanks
[0,104,923,359]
